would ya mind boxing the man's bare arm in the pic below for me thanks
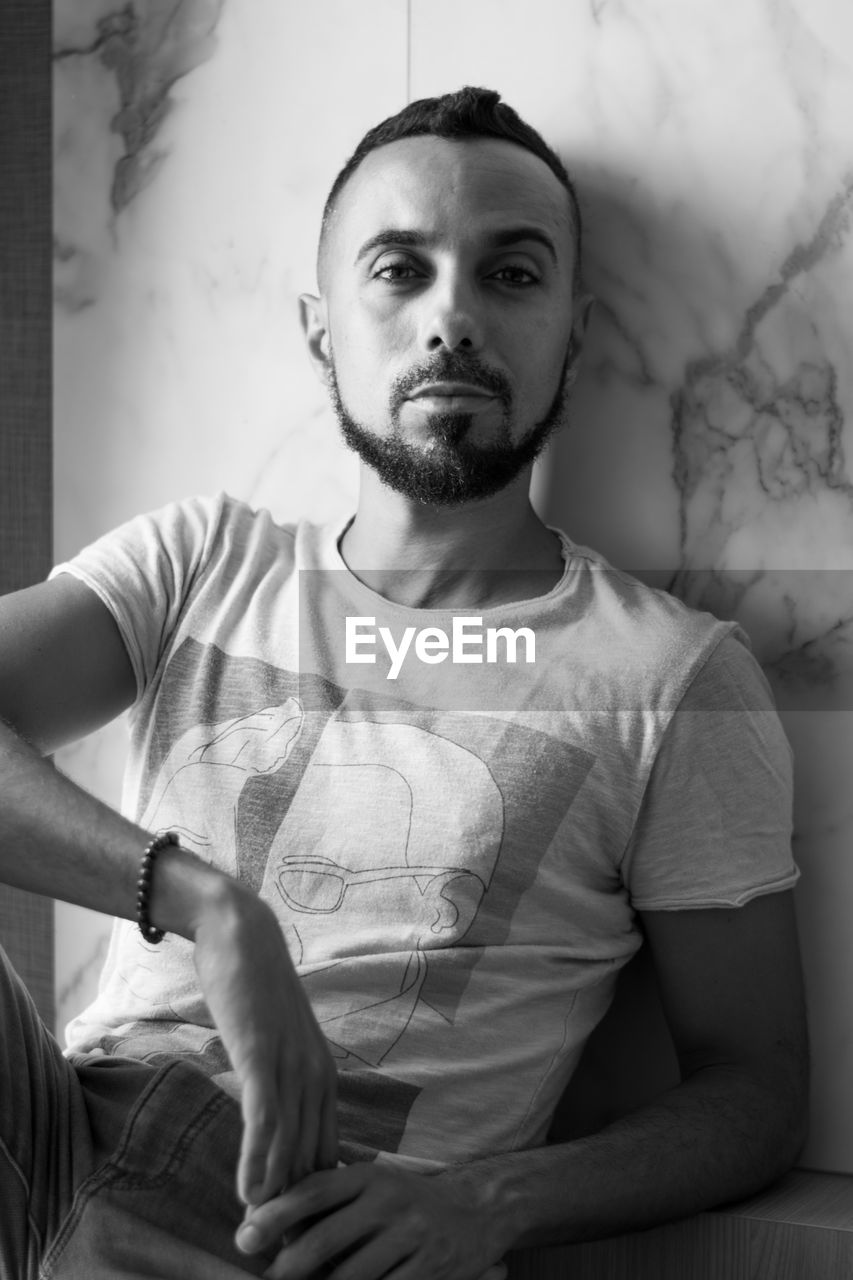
[238,890,808,1277]
[0,575,338,1201]
[0,573,144,917]
[447,891,808,1249]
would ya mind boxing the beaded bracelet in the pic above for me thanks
[137,830,180,944]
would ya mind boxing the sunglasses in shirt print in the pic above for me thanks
[276,857,482,915]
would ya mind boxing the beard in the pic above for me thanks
[327,349,571,507]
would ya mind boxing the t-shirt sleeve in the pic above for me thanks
[621,632,799,910]
[49,494,228,702]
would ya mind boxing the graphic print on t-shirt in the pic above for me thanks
[141,638,595,1149]
[263,714,507,1067]
[142,699,305,875]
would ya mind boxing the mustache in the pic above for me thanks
[390,355,512,411]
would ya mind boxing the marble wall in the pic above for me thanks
[53,0,853,1174]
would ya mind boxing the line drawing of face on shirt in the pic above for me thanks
[261,718,505,1067]
[140,699,304,873]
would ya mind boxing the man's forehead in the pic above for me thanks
[330,134,573,258]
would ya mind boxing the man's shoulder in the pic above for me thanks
[165,491,297,543]
[142,492,333,569]
[50,491,330,617]
[557,533,740,666]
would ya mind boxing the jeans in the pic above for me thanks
[0,942,277,1278]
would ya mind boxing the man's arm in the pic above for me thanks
[449,889,808,1248]
[237,889,808,1278]
[0,574,339,1201]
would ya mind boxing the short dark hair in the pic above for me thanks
[318,86,582,287]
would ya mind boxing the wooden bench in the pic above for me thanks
[507,1169,853,1279]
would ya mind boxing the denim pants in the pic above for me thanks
[0,943,278,1279]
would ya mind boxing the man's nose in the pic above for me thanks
[418,275,485,352]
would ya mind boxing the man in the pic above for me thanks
[0,87,807,1278]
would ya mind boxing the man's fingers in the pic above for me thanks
[238,1168,364,1251]
[267,1110,298,1203]
[236,1035,339,1202]
[238,1166,508,1280]
[239,1072,284,1204]
[286,1058,338,1184]
[192,887,341,1208]
[261,1200,388,1280]
[267,1228,408,1280]
[291,1073,321,1186]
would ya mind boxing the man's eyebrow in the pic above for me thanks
[355,229,430,265]
[354,226,560,266]
[487,227,559,265]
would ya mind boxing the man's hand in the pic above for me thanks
[234,1163,510,1280]
[190,875,339,1206]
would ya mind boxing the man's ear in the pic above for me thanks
[572,292,595,354]
[566,292,595,383]
[298,293,331,384]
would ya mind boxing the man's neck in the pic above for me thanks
[338,471,566,610]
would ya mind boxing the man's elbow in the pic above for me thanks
[684,1032,810,1199]
[746,1034,810,1186]
[778,1046,810,1173]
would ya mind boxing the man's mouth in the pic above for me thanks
[407,382,499,413]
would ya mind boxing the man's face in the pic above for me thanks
[309,135,583,505]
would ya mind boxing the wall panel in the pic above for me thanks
[0,0,53,1029]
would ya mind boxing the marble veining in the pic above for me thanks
[54,1,225,316]
[667,179,853,697]
[673,177,853,561]
[55,1,225,212]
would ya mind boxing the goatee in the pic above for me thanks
[327,352,570,507]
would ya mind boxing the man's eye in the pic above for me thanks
[373,260,422,282]
[491,265,538,286]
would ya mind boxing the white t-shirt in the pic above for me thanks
[52,494,798,1169]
